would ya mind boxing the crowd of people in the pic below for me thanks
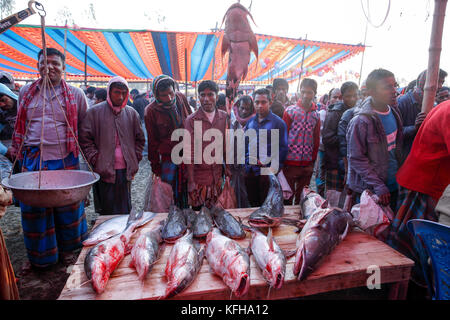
[0,47,449,299]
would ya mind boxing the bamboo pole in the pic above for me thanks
[422,0,448,113]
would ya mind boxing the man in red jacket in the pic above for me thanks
[387,100,450,286]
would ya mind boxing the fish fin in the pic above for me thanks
[267,228,274,252]
[321,200,329,209]
[249,33,259,60]
[339,222,350,241]
[221,35,230,59]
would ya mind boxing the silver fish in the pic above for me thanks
[84,209,143,294]
[161,205,187,243]
[163,231,205,299]
[249,227,286,290]
[205,228,250,297]
[299,186,327,219]
[293,207,353,281]
[248,170,284,228]
[129,226,164,282]
[82,211,156,246]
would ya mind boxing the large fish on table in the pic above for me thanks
[82,211,156,246]
[210,205,246,239]
[192,206,214,238]
[84,210,144,294]
[221,2,259,100]
[163,231,205,299]
[248,227,288,290]
[129,226,164,282]
[205,228,251,298]
[161,205,187,243]
[299,186,328,220]
[293,206,353,281]
[248,170,284,228]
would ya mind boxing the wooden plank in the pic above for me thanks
[58,205,414,300]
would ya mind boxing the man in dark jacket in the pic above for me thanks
[145,75,192,208]
[322,81,359,194]
[131,90,149,122]
[397,68,447,157]
[79,76,146,215]
[347,69,403,211]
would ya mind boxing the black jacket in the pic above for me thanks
[322,102,352,169]
[132,93,149,121]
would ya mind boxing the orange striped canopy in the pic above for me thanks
[0,24,364,83]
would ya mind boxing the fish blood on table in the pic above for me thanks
[205,228,250,298]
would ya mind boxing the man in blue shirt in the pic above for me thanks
[244,88,288,207]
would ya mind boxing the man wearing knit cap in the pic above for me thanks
[144,75,192,208]
[79,76,145,215]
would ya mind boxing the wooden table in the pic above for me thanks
[58,206,414,300]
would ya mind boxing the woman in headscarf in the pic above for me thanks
[144,75,192,208]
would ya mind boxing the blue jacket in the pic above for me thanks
[397,91,420,157]
[346,97,404,196]
[244,111,288,175]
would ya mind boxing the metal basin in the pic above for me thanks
[1,170,100,208]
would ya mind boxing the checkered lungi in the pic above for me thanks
[18,147,87,267]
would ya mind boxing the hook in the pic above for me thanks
[33,1,46,17]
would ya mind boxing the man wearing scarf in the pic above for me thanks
[144,75,192,208]
[7,48,88,268]
[397,68,447,157]
[79,76,145,215]
[184,80,229,210]
[229,95,255,208]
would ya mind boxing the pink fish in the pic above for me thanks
[84,210,143,294]
[221,2,259,100]
[205,228,250,297]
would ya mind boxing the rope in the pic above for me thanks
[360,0,391,28]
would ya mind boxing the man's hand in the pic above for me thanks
[378,192,391,207]
[415,112,427,131]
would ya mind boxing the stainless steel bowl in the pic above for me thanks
[1,170,100,208]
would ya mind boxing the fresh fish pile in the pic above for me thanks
[192,206,214,238]
[183,208,197,229]
[129,226,164,282]
[293,206,353,281]
[84,210,143,294]
[248,170,284,227]
[221,2,259,100]
[300,186,328,220]
[205,228,250,298]
[164,231,205,299]
[248,227,287,290]
[82,211,156,246]
[210,206,246,239]
[162,205,187,243]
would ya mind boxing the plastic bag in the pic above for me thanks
[217,176,237,209]
[143,175,174,213]
[277,169,293,200]
[350,190,394,241]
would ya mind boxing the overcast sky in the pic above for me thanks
[9,0,450,91]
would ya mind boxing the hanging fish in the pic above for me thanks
[221,2,259,100]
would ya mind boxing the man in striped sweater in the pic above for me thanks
[282,78,321,205]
